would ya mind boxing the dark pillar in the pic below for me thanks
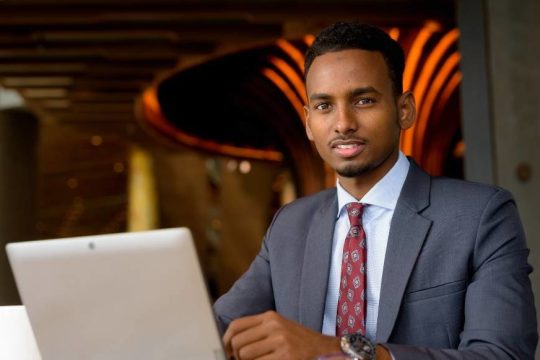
[457,0,495,184]
[0,107,38,305]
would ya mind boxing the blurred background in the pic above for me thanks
[0,0,539,345]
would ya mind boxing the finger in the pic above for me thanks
[234,338,275,360]
[233,319,298,360]
[224,313,266,341]
[229,321,276,359]
[223,314,267,355]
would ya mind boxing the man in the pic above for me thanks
[214,22,537,359]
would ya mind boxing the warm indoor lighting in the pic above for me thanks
[113,162,125,173]
[91,135,103,146]
[388,27,400,41]
[42,99,71,109]
[2,77,73,87]
[141,87,283,162]
[239,160,251,174]
[67,177,78,189]
[226,159,238,172]
[20,88,68,99]
[453,140,465,158]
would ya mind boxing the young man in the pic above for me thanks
[214,22,537,360]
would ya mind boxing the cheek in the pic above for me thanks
[368,115,402,146]
[306,118,328,140]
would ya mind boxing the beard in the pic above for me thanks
[335,162,375,178]
[334,146,397,178]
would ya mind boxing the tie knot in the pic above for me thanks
[346,202,365,226]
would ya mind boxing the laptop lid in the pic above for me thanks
[6,228,225,360]
[0,306,41,360]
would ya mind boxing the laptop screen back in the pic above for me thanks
[6,228,224,360]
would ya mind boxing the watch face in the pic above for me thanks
[341,333,375,360]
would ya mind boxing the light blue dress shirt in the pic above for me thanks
[321,152,410,341]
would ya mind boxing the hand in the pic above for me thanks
[376,345,392,360]
[222,310,341,360]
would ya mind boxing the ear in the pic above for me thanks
[397,91,416,130]
[304,105,314,141]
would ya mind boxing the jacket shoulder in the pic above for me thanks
[430,176,511,202]
[281,188,336,210]
[268,188,337,230]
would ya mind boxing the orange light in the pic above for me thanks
[261,67,306,122]
[420,71,462,175]
[401,23,457,156]
[268,55,306,105]
[414,53,461,157]
[388,27,400,41]
[403,20,441,91]
[304,34,315,46]
[276,39,306,72]
[413,29,459,110]
[435,71,462,117]
[141,87,283,162]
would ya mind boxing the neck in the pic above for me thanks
[338,179,373,200]
[338,150,400,199]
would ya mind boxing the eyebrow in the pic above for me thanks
[309,86,381,101]
[350,86,381,96]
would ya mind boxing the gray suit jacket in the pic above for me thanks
[214,161,538,359]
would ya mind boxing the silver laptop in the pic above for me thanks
[6,228,225,360]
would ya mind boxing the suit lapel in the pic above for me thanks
[298,191,338,332]
[376,161,433,342]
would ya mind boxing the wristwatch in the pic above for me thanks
[340,333,376,360]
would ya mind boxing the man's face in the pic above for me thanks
[304,49,415,182]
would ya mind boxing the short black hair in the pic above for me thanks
[304,22,405,95]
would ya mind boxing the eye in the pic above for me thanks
[314,102,331,111]
[355,97,375,106]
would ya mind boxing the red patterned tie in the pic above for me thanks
[336,202,367,336]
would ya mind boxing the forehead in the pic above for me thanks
[305,49,392,96]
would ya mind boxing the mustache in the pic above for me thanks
[329,136,367,147]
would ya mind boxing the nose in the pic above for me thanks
[334,106,357,135]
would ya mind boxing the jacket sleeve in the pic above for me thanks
[212,206,285,335]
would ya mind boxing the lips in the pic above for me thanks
[331,140,366,158]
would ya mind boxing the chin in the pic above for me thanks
[335,163,373,178]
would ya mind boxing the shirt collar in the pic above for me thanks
[336,151,410,217]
